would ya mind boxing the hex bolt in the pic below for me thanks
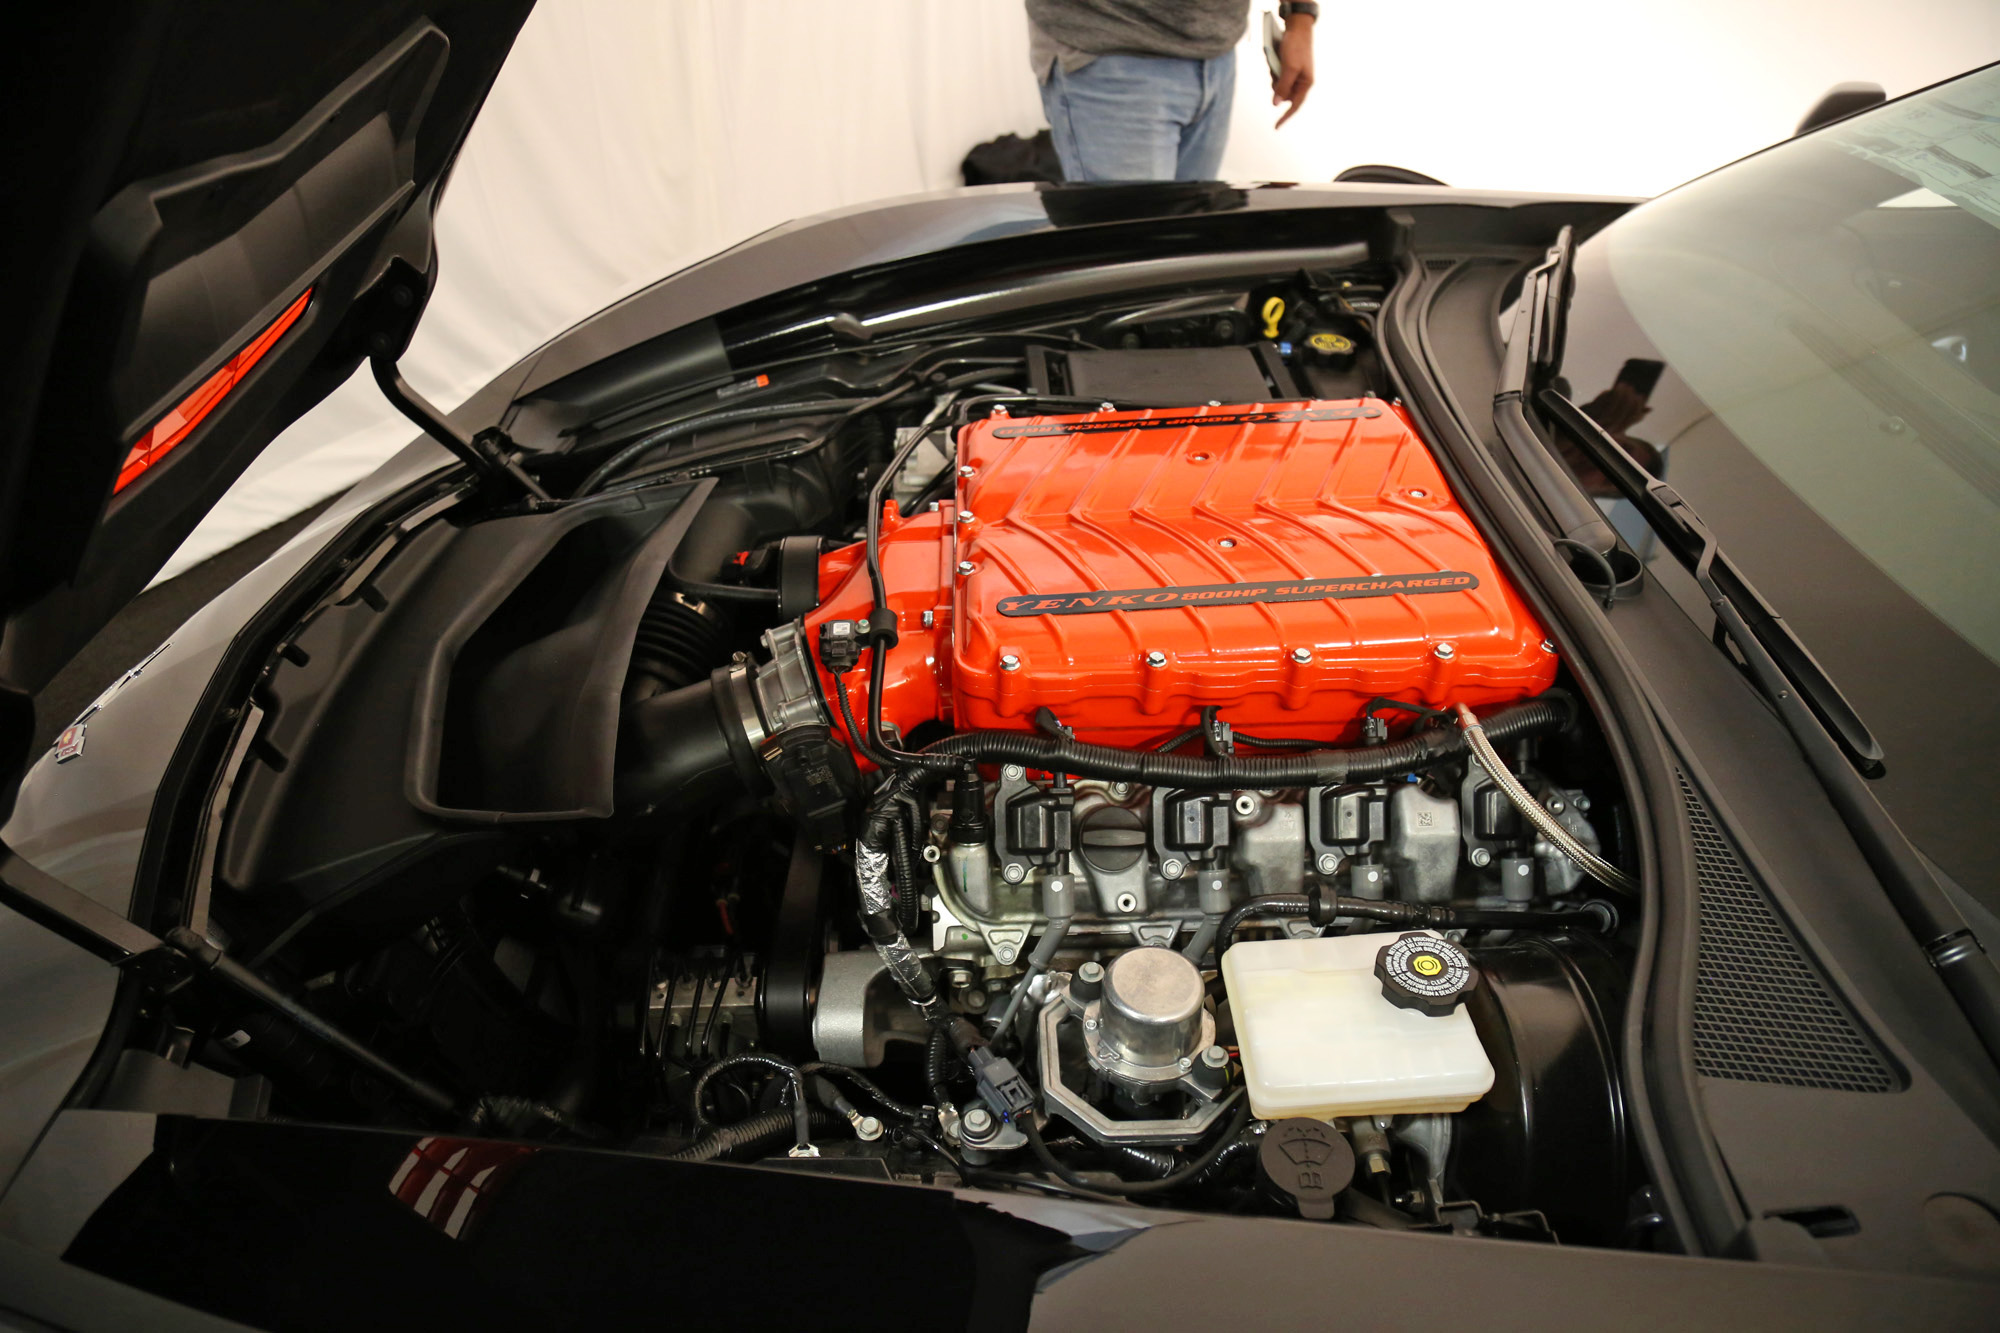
[1434,642,1457,660]
[1003,765,1025,781]
[1316,853,1340,876]
[922,844,942,864]
[1515,861,1532,878]
[995,945,1018,964]
[1202,1045,1229,1069]
[962,1106,994,1138]
[1145,650,1168,668]
[957,560,976,576]
[1083,1016,1100,1031]
[958,464,977,477]
[1109,782,1134,800]
[855,1115,885,1142]
[1002,863,1027,884]
[1291,647,1313,664]
[999,654,1021,672]
[921,609,936,628]
[1160,859,1185,881]
[957,511,975,525]
[1178,1057,1194,1073]
[1469,847,1492,868]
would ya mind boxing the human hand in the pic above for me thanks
[1272,14,1315,128]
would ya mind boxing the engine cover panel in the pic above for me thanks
[808,401,1557,754]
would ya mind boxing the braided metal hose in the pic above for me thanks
[1456,703,1637,895]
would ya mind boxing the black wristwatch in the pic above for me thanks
[1278,2,1320,19]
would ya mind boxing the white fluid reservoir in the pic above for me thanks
[1222,930,1495,1120]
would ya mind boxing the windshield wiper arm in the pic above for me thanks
[1538,384,2000,1069]
[1536,386,1883,776]
[1491,227,1618,555]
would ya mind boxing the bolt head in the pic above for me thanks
[1433,642,1456,660]
[1469,847,1492,868]
[996,945,1017,963]
[1178,1057,1194,1073]
[1002,764,1025,781]
[958,464,976,478]
[1145,650,1168,668]
[1002,862,1027,884]
[1160,859,1185,880]
[1078,961,1105,983]
[1083,1016,1099,1030]
[963,1106,994,1135]
[1516,862,1532,877]
[1218,537,1237,549]
[1316,853,1340,875]
[957,510,975,525]
[1541,638,1558,654]
[1202,1044,1229,1068]
[1291,647,1313,664]
[1409,488,1428,499]
[1548,798,1566,815]
[922,609,936,628]
[999,653,1021,672]
[856,1115,884,1141]
[1109,782,1133,800]
[957,560,976,576]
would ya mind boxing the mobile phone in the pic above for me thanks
[1613,357,1665,398]
[1263,12,1282,79]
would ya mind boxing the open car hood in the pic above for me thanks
[0,1,536,819]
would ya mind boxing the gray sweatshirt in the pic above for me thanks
[1027,0,1251,80]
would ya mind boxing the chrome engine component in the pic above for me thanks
[1037,952,1235,1146]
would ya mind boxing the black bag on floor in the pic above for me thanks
[961,129,1063,185]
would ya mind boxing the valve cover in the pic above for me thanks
[806,401,1557,759]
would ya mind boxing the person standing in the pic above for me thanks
[1028,1,1317,182]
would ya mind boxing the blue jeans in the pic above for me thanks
[1040,51,1236,182]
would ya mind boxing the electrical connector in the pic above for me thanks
[968,1045,1035,1122]
[817,618,863,672]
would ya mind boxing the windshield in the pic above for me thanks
[1556,64,2000,910]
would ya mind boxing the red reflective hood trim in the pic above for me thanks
[114,287,313,494]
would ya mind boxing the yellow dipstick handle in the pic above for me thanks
[1261,296,1286,339]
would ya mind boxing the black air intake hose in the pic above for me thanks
[626,588,729,704]
[614,667,766,812]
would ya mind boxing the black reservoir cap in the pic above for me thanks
[1374,932,1477,1017]
[1258,1118,1355,1220]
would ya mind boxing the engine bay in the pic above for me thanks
[174,266,1650,1243]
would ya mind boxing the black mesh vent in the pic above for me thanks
[1682,772,1898,1092]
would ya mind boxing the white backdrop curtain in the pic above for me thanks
[159,0,1996,582]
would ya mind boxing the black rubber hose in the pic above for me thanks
[898,695,1572,793]
[1023,1098,1252,1196]
[577,400,856,496]
[667,1105,843,1163]
[1216,893,1616,955]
